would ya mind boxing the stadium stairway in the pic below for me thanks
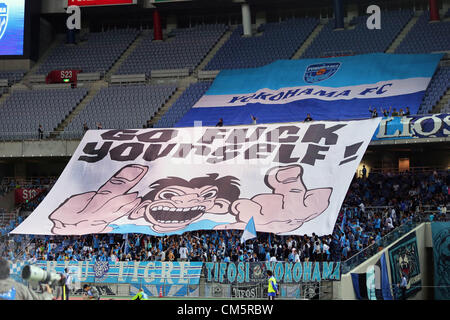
[19,34,67,87]
[50,81,109,138]
[0,88,12,107]
[194,26,235,73]
[0,83,29,107]
[291,22,325,59]
[385,12,420,53]
[432,86,450,113]
[104,30,149,81]
[147,78,193,127]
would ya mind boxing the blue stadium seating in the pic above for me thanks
[204,18,319,70]
[396,11,450,54]
[65,84,177,135]
[154,81,212,128]
[302,10,413,58]
[36,29,139,75]
[116,25,227,76]
[0,70,26,85]
[418,66,450,114]
[0,88,88,140]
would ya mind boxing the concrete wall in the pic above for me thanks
[41,0,67,14]
[334,222,433,300]
[0,60,33,71]
[39,18,55,58]
[0,140,81,158]
[0,190,15,211]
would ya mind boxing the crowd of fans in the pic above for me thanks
[0,170,448,264]
[368,106,411,118]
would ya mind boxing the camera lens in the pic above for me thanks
[21,265,31,280]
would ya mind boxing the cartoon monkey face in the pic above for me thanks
[130,174,240,232]
[146,185,225,227]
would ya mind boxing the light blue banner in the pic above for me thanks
[9,260,203,285]
[176,53,443,127]
[206,53,443,94]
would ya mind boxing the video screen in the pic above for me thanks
[0,0,25,56]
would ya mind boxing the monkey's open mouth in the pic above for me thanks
[149,205,206,224]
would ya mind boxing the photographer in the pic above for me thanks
[83,284,100,300]
[0,258,53,300]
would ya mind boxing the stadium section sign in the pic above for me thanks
[14,188,43,204]
[12,119,380,236]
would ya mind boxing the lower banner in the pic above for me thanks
[231,284,260,298]
[203,261,340,283]
[9,260,203,285]
[431,222,450,300]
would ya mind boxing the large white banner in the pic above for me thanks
[11,119,380,236]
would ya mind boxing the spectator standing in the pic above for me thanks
[385,216,394,231]
[62,267,72,300]
[304,113,313,122]
[362,165,367,179]
[391,108,399,116]
[38,124,44,140]
[399,273,407,300]
[215,118,223,127]
[179,242,188,262]
[266,270,279,300]
[381,106,391,117]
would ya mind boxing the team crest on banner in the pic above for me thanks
[304,62,341,83]
[0,3,8,40]
[93,261,109,280]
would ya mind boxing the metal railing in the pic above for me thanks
[1,176,56,187]
[321,50,354,58]
[368,167,449,174]
[0,212,17,226]
[0,131,85,141]
[340,215,434,274]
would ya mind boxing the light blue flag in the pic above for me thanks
[240,217,257,244]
